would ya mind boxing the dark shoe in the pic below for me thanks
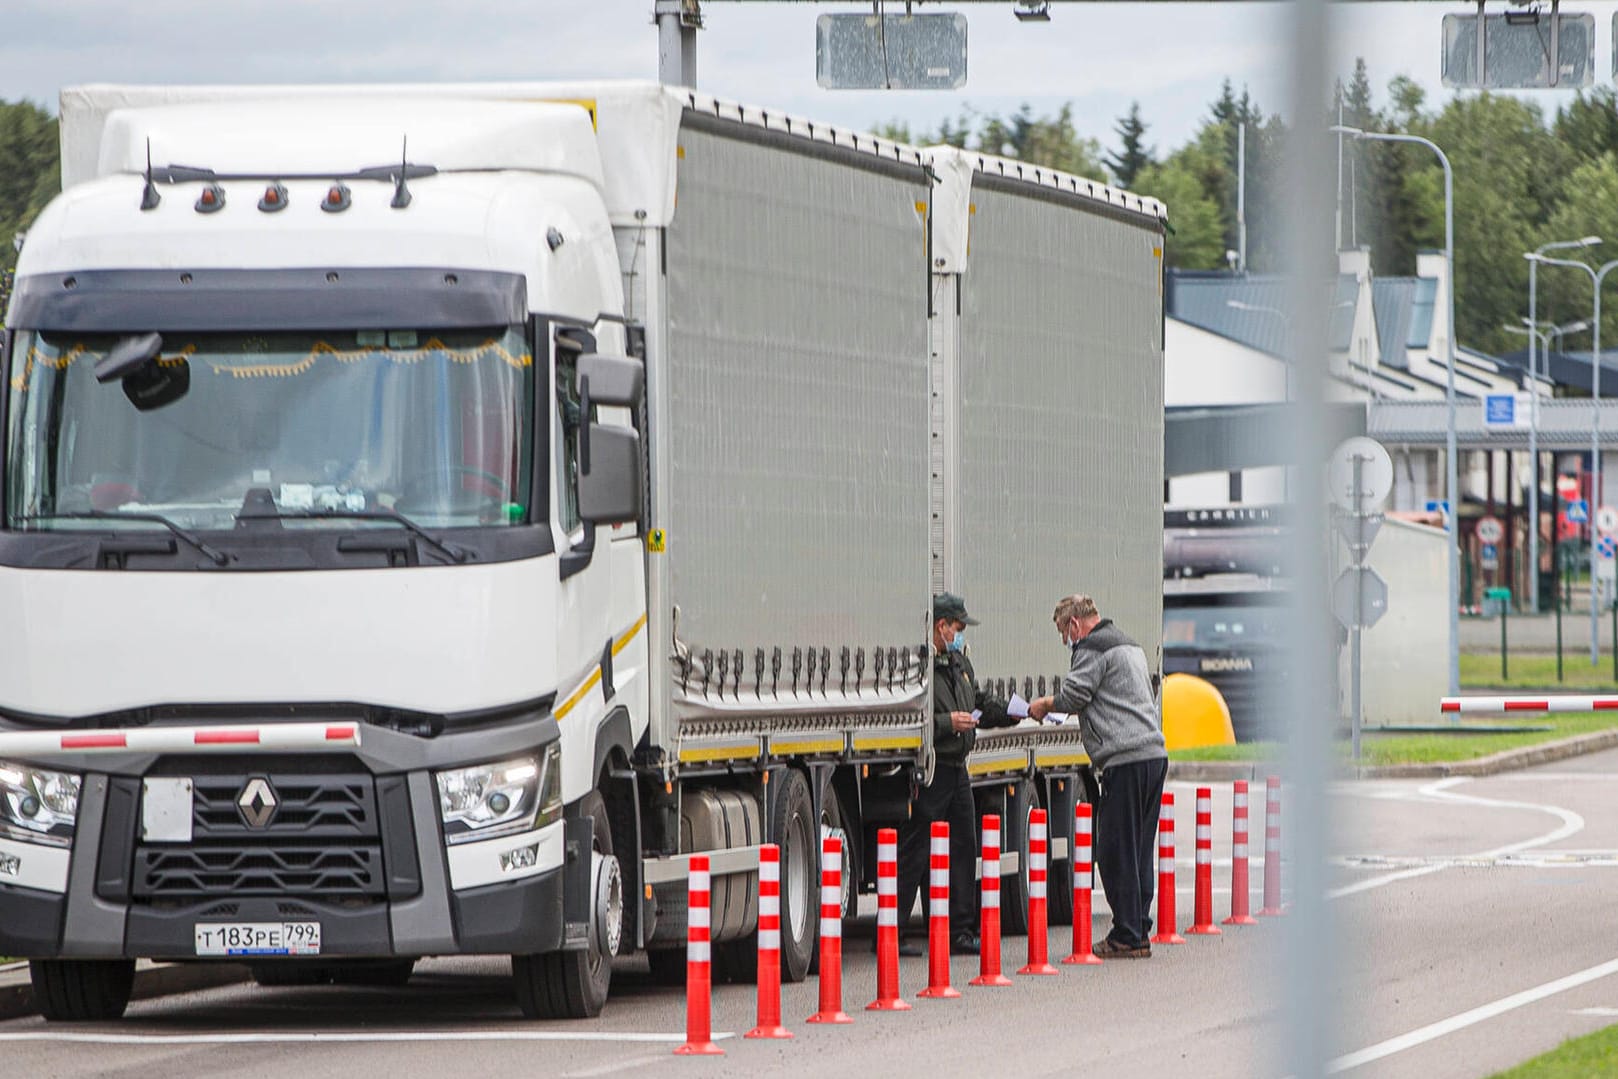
[898,938,926,958]
[951,932,981,954]
[1093,937,1151,959]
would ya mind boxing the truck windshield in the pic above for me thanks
[5,327,534,532]
[1163,603,1287,650]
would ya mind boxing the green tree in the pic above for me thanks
[0,99,58,273]
[976,103,1106,180]
[1106,102,1154,189]
[1133,157,1224,269]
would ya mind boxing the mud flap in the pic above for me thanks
[562,815,594,951]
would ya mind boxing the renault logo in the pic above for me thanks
[238,778,278,828]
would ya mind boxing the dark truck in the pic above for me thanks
[1163,508,1289,743]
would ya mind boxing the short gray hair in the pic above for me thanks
[1053,594,1098,624]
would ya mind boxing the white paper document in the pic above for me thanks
[1007,693,1030,719]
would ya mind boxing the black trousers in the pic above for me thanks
[896,760,978,938]
[1093,756,1168,948]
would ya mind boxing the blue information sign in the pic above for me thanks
[1568,499,1590,524]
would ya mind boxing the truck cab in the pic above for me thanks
[0,96,647,1019]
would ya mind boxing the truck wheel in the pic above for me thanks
[30,959,135,1021]
[997,779,1032,937]
[771,768,816,983]
[809,779,853,975]
[514,791,622,1019]
[1045,777,1077,927]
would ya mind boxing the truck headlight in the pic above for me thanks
[0,761,81,848]
[435,742,561,846]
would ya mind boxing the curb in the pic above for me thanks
[0,960,250,1022]
[1167,726,1618,784]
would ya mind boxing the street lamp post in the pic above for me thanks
[1526,238,1602,615]
[1333,125,1458,694]
[1528,253,1617,665]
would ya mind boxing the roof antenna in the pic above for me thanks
[140,139,161,211]
[391,136,412,209]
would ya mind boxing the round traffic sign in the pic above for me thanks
[1597,505,1618,537]
[1476,516,1504,545]
[1328,437,1394,514]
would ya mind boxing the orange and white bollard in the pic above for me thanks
[1151,792,1186,945]
[1062,802,1102,965]
[867,827,911,1011]
[1258,776,1285,916]
[916,821,960,1000]
[1019,808,1059,975]
[746,843,793,1039]
[1187,787,1222,936]
[1223,780,1257,926]
[970,813,1013,987]
[674,854,723,1056]
[806,835,852,1024]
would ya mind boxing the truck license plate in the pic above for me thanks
[195,922,321,956]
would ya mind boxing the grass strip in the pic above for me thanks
[1491,1023,1618,1078]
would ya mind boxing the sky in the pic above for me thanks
[3,1,1614,160]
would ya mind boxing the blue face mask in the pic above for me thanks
[946,632,965,653]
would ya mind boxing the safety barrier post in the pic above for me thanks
[1258,776,1284,916]
[1151,793,1185,945]
[806,835,852,1023]
[1187,787,1221,935]
[1018,808,1059,975]
[674,854,723,1055]
[746,843,792,1039]
[1062,802,1102,965]
[916,821,960,999]
[970,813,1013,986]
[867,827,911,1010]
[1223,780,1257,926]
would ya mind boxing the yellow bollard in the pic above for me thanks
[1161,673,1236,750]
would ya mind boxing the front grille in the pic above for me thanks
[189,773,376,840]
[131,769,385,901]
[133,845,384,898]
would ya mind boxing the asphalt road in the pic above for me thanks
[6,759,1618,1079]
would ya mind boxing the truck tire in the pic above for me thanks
[514,791,621,1019]
[771,768,817,984]
[997,779,1032,937]
[1045,777,1077,927]
[30,959,135,1022]
[808,779,853,976]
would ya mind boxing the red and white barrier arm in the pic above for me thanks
[0,723,361,757]
[1441,696,1618,714]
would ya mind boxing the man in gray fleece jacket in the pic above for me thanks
[1029,593,1167,957]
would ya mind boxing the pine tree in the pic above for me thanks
[1106,102,1154,189]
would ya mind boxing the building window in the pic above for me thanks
[1228,470,1243,503]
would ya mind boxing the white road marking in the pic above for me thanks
[1327,777,1585,899]
[562,1050,683,1077]
[1572,1007,1618,1017]
[1328,956,1618,1073]
[0,1030,735,1046]
[1336,851,1618,869]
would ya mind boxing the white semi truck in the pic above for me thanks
[0,82,1165,1020]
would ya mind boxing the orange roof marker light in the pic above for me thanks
[193,183,224,214]
[258,182,288,213]
[321,182,351,213]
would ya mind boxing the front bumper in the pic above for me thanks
[0,715,571,961]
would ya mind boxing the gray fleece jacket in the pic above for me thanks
[1052,619,1166,772]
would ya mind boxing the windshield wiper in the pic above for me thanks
[238,507,469,564]
[18,511,230,566]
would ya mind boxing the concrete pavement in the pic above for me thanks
[6,760,1618,1077]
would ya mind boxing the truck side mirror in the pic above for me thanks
[579,423,642,526]
[578,353,643,408]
